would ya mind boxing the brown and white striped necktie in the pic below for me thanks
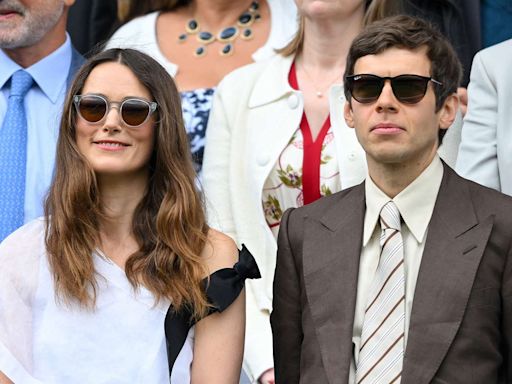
[356,200,405,384]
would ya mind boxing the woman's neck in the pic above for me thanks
[300,10,365,72]
[96,172,148,240]
[188,0,256,30]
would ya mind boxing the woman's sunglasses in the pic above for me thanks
[345,74,443,104]
[73,94,158,127]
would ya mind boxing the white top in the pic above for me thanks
[456,38,512,195]
[105,0,298,76]
[0,219,193,383]
[349,155,444,383]
[0,37,72,223]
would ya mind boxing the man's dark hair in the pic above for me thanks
[344,15,462,141]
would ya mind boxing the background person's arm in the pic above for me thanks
[456,50,500,190]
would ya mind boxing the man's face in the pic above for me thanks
[0,0,65,49]
[344,47,456,170]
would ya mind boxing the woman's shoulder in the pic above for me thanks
[201,229,239,275]
[106,11,159,48]
[0,218,45,254]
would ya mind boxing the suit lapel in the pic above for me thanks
[66,47,85,90]
[303,184,365,384]
[402,165,494,383]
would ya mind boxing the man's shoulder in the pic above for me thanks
[286,183,365,223]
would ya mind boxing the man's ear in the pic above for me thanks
[344,100,355,128]
[438,93,459,130]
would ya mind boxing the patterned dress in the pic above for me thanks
[181,88,215,174]
[262,62,341,239]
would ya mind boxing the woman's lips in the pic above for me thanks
[93,140,130,151]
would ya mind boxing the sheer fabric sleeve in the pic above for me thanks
[0,219,45,383]
[164,245,260,379]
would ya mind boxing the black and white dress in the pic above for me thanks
[0,219,259,383]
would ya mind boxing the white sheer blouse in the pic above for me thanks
[0,219,193,383]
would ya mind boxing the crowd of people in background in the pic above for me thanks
[1,0,512,383]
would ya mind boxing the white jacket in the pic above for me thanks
[456,39,512,195]
[202,53,367,381]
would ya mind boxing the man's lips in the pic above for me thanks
[0,10,20,20]
[371,123,404,134]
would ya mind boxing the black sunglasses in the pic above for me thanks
[73,94,158,127]
[345,74,443,104]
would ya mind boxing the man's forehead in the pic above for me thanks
[354,46,431,76]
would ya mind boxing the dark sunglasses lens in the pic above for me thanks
[392,76,428,104]
[79,96,107,122]
[351,77,383,103]
[121,99,150,126]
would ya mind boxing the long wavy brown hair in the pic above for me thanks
[45,48,210,319]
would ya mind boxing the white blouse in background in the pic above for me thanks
[0,219,193,383]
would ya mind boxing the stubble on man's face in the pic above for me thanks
[0,0,64,49]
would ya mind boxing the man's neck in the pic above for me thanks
[367,151,437,198]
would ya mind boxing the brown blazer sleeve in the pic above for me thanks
[271,208,302,383]
[502,241,512,381]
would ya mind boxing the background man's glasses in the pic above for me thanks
[73,94,158,127]
[345,74,443,104]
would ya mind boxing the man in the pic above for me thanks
[0,0,83,241]
[456,39,512,196]
[271,15,512,384]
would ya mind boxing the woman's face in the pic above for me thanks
[74,62,156,179]
[294,0,366,18]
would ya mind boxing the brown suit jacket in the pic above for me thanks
[271,164,512,383]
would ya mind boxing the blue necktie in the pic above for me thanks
[0,70,33,241]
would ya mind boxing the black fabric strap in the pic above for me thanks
[164,245,260,380]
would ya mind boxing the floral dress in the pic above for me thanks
[262,62,341,239]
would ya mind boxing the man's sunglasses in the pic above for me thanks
[73,94,158,127]
[345,74,443,104]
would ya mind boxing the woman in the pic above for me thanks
[106,0,297,174]
[0,49,259,383]
[201,1,386,382]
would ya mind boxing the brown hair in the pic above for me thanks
[344,15,462,141]
[278,0,374,57]
[45,48,210,319]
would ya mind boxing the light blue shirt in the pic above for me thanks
[0,36,72,223]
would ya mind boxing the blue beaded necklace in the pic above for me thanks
[178,1,261,57]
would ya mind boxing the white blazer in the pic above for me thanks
[202,53,367,381]
[456,39,512,195]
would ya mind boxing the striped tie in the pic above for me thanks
[356,200,405,384]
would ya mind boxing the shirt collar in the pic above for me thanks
[363,155,444,245]
[0,34,72,103]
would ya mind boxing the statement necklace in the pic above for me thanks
[178,1,261,57]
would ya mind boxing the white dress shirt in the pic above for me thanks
[0,36,72,223]
[349,155,444,383]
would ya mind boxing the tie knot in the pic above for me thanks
[380,201,401,231]
[9,70,33,98]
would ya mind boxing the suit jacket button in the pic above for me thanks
[287,94,299,109]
